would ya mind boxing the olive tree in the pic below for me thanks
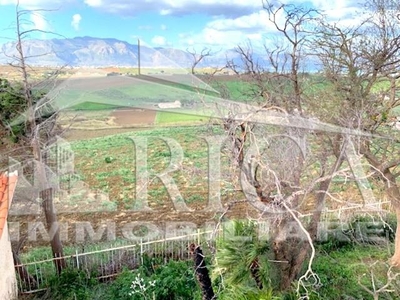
[219,1,344,293]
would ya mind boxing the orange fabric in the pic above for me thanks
[0,173,18,240]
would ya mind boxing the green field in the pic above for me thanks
[52,74,220,112]
[69,101,124,110]
[155,110,210,124]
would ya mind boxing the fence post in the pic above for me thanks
[140,239,144,265]
[75,249,79,269]
[197,228,201,245]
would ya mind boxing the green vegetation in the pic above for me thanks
[27,259,202,300]
[0,78,52,143]
[98,260,202,300]
[42,268,98,300]
[69,101,124,110]
[53,76,213,111]
[155,111,208,124]
[69,125,222,208]
[21,221,399,300]
[213,221,272,299]
[7,2,400,298]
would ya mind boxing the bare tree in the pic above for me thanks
[221,1,400,294]
[358,262,400,300]
[314,0,400,266]
[7,2,66,273]
[263,0,319,114]
[187,47,213,74]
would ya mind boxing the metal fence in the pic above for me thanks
[15,229,220,295]
[15,207,392,295]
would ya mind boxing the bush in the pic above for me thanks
[40,268,98,300]
[100,269,136,300]
[151,260,201,300]
[101,260,201,300]
[312,245,393,299]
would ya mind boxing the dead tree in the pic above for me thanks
[187,47,213,74]
[8,2,66,273]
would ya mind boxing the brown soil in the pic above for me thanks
[110,109,156,126]
[61,108,157,140]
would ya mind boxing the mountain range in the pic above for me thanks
[0,36,241,68]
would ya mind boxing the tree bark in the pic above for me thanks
[391,209,400,266]
[273,157,343,290]
[383,170,400,267]
[250,258,263,289]
[272,220,304,291]
[40,188,66,274]
[190,243,215,300]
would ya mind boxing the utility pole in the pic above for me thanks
[138,39,141,75]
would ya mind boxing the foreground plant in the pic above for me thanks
[128,273,156,300]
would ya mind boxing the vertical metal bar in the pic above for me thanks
[140,239,143,265]
[75,249,79,269]
[138,39,141,75]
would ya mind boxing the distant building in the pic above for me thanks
[158,100,181,109]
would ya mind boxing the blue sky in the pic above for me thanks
[0,0,360,50]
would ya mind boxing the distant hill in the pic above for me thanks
[0,36,242,68]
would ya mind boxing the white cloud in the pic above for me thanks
[151,35,167,46]
[84,0,102,7]
[160,9,171,15]
[0,0,73,9]
[175,9,277,49]
[83,0,262,17]
[176,0,363,50]
[283,0,361,26]
[0,0,262,16]
[30,12,48,31]
[160,24,167,30]
[1,0,362,24]
[71,13,81,31]
[179,27,257,50]
[207,10,274,32]
[138,25,153,30]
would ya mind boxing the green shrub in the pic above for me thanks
[101,268,136,300]
[316,235,355,253]
[151,260,201,300]
[213,220,273,298]
[101,260,201,300]
[312,245,393,299]
[41,268,98,300]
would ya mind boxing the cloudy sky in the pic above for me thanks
[0,0,360,50]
